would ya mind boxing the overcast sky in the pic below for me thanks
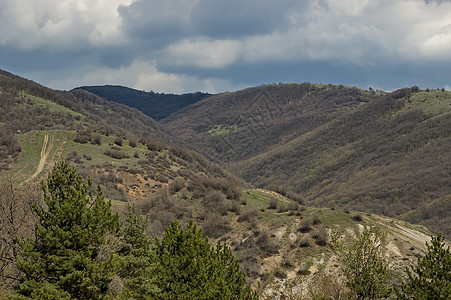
[1,0,451,94]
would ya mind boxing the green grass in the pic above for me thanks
[5,130,149,183]
[22,92,83,118]
[206,124,238,135]
[402,90,451,116]
[8,130,68,183]
[62,133,148,168]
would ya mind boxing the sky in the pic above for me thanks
[1,0,451,94]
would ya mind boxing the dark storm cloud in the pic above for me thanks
[1,0,451,93]
[190,0,299,38]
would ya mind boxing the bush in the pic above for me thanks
[91,133,102,145]
[256,230,279,256]
[288,201,300,211]
[352,214,363,222]
[73,131,91,144]
[312,214,321,225]
[237,209,258,223]
[114,136,123,146]
[104,149,130,159]
[129,138,138,148]
[312,226,328,246]
[277,203,288,213]
[299,217,312,233]
[268,197,278,209]
[299,235,311,247]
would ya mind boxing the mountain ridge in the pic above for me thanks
[75,85,211,120]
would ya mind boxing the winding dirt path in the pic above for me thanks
[24,133,53,183]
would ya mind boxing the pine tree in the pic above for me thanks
[153,220,257,300]
[118,204,159,299]
[15,161,120,299]
[398,233,451,299]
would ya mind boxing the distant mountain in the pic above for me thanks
[164,84,451,236]
[75,85,211,120]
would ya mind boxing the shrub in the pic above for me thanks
[312,214,321,225]
[299,235,311,247]
[91,133,102,145]
[312,226,328,246]
[268,197,278,209]
[114,136,123,146]
[277,203,288,213]
[73,131,91,144]
[128,138,138,148]
[352,214,363,222]
[299,217,312,233]
[237,209,258,223]
[256,230,279,255]
[104,149,130,159]
[288,201,300,211]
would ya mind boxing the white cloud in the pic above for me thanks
[0,0,131,50]
[164,38,241,68]
[3,0,451,92]
[45,60,243,93]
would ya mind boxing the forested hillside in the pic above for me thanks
[1,70,450,299]
[164,84,451,236]
[76,85,211,120]
[163,83,378,163]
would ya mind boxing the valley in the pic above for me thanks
[0,69,450,298]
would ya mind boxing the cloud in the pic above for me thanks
[43,59,243,94]
[0,0,130,51]
[190,0,300,38]
[163,38,241,68]
[118,0,196,44]
[2,0,451,93]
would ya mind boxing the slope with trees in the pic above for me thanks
[163,83,376,163]
[164,84,451,236]
[76,85,211,120]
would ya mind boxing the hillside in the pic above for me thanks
[164,84,451,236]
[76,85,211,120]
[0,69,244,234]
[163,83,378,163]
[1,70,449,298]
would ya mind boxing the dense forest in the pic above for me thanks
[76,85,211,120]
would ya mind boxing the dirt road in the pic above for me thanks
[24,133,53,183]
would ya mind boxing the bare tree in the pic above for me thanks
[0,178,40,290]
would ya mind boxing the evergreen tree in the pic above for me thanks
[153,220,257,300]
[341,227,392,299]
[118,204,159,299]
[398,233,451,299]
[15,161,120,299]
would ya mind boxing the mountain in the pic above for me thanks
[0,70,448,298]
[163,84,451,236]
[162,83,377,163]
[0,69,244,236]
[75,85,211,120]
